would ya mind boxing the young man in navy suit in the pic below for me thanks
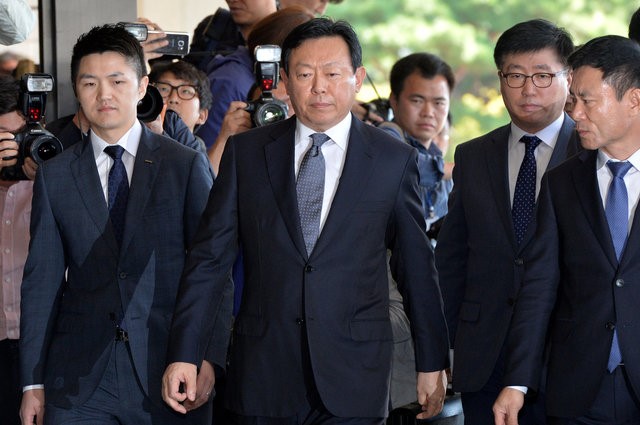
[163,18,450,424]
[435,19,579,425]
[494,35,640,425]
[19,24,222,425]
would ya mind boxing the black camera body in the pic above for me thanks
[0,73,63,181]
[245,45,288,127]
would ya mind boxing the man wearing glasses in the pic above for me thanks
[149,61,212,140]
[435,19,580,425]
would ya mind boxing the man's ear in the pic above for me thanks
[196,108,209,126]
[138,75,149,101]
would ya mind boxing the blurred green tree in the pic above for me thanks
[326,0,637,160]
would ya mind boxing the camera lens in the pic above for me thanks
[26,132,64,164]
[137,85,164,122]
[254,100,288,127]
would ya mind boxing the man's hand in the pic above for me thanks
[137,18,169,62]
[416,370,447,419]
[208,101,252,174]
[0,135,19,169]
[493,387,525,425]
[183,360,216,411]
[162,362,198,414]
[20,388,45,425]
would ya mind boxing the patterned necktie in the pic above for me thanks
[605,160,632,372]
[104,145,129,247]
[296,133,330,255]
[512,135,542,246]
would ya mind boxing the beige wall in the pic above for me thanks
[137,0,227,36]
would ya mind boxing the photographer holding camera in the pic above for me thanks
[207,6,313,174]
[0,74,36,425]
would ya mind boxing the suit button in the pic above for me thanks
[119,272,127,279]
[615,279,624,287]
[606,322,615,331]
[296,318,305,325]
[507,298,515,306]
[514,258,524,266]
[305,265,314,273]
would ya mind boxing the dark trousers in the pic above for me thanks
[548,366,640,425]
[0,338,21,425]
[460,349,545,425]
[44,341,207,425]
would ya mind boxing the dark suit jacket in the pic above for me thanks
[435,113,580,393]
[19,125,223,419]
[507,149,640,417]
[168,116,450,418]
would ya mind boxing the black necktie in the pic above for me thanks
[512,135,542,246]
[104,145,129,246]
[296,133,330,255]
[605,160,632,372]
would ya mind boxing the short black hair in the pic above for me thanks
[390,53,455,96]
[630,7,640,44]
[71,24,146,90]
[493,19,574,70]
[149,60,213,111]
[569,35,640,101]
[281,18,361,75]
[0,74,20,115]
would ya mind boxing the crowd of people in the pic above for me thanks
[2,1,640,425]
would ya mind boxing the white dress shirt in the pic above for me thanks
[596,148,640,229]
[294,113,352,232]
[91,121,141,204]
[508,113,565,205]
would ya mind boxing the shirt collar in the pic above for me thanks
[509,113,565,149]
[91,120,142,159]
[295,113,352,152]
[597,148,640,172]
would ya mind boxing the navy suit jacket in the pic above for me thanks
[435,113,580,392]
[168,115,450,418]
[508,149,640,417]
[19,125,223,418]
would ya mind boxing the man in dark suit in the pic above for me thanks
[163,18,450,424]
[435,19,579,425]
[19,24,224,425]
[494,35,640,425]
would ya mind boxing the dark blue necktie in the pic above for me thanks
[104,145,129,247]
[605,160,632,372]
[512,135,542,246]
[297,133,329,255]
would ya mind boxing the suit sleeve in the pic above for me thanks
[19,165,67,387]
[503,174,560,390]
[168,136,239,366]
[434,145,470,346]
[388,148,450,372]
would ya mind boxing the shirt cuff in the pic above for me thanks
[23,384,44,392]
[507,385,528,394]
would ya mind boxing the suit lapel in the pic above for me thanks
[571,150,618,267]
[120,127,161,253]
[264,119,308,259]
[313,118,374,257]
[547,113,578,170]
[70,138,119,255]
[484,125,518,250]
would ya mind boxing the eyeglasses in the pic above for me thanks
[153,82,197,100]
[499,70,568,88]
